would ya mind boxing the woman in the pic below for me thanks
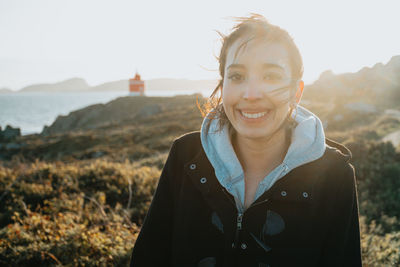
[130,14,362,267]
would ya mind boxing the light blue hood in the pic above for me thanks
[200,105,326,213]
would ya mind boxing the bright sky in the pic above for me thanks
[1,0,399,91]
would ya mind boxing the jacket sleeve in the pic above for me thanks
[130,140,178,267]
[320,163,363,267]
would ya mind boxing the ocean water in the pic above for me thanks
[0,89,211,136]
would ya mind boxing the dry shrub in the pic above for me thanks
[0,158,160,266]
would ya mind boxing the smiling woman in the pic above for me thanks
[130,13,362,267]
[223,40,300,140]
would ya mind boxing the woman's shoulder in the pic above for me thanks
[310,138,356,188]
[167,131,203,162]
[324,138,352,163]
[173,131,201,147]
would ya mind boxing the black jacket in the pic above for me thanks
[130,131,362,267]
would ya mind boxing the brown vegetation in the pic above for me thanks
[1,94,400,266]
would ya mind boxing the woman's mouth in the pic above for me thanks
[238,109,272,122]
[241,111,267,118]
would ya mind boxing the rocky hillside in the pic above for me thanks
[0,94,205,163]
[303,55,400,108]
[41,94,203,136]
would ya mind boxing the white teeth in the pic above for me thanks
[241,111,268,119]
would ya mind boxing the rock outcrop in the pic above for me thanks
[0,125,21,142]
[41,94,201,136]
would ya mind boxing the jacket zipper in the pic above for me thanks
[222,187,270,249]
[233,212,243,248]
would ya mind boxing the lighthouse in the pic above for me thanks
[129,72,145,96]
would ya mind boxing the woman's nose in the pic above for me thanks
[242,81,263,100]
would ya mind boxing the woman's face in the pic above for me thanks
[222,36,299,141]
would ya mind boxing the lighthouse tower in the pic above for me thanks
[129,72,145,96]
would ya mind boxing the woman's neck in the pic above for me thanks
[232,127,290,176]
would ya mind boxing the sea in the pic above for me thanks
[0,89,212,136]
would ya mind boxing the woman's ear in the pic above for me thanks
[295,80,304,104]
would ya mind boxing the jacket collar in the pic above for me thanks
[183,143,315,215]
[200,105,326,187]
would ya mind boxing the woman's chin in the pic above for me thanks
[235,127,275,141]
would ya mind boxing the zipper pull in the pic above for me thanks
[233,212,243,249]
[237,213,243,230]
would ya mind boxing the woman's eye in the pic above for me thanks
[264,73,283,81]
[228,73,244,81]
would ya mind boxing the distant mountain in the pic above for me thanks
[90,80,128,92]
[12,77,218,93]
[145,78,218,92]
[88,78,218,92]
[19,78,89,93]
[0,88,13,94]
